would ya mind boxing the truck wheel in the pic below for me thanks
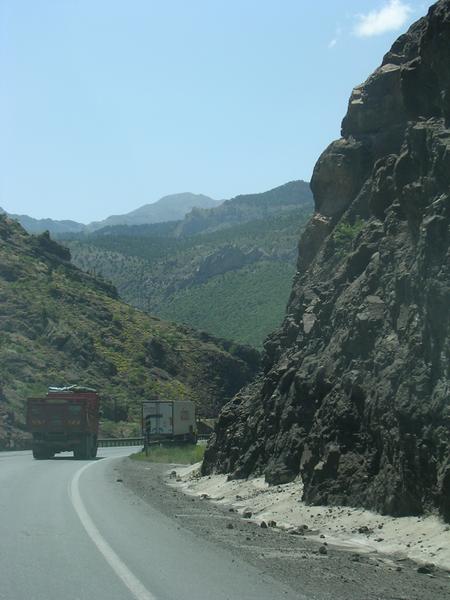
[85,434,94,459]
[33,448,50,459]
[91,436,98,458]
[74,435,93,459]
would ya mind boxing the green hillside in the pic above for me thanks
[0,215,259,446]
[157,261,296,348]
[68,205,312,347]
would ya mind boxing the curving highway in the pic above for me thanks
[0,448,302,600]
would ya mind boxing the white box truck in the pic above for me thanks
[142,400,197,444]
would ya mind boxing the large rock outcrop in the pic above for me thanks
[203,1,450,521]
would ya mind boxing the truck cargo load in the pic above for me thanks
[26,387,101,459]
[142,400,196,444]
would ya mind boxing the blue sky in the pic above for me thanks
[0,0,428,222]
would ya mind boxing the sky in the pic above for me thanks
[0,0,429,223]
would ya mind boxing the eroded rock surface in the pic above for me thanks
[203,1,450,521]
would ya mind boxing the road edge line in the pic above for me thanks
[69,459,157,600]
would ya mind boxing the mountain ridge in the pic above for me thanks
[86,192,220,232]
[174,180,311,237]
[66,180,314,347]
[1,192,221,235]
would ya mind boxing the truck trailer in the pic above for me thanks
[142,400,196,444]
[26,386,100,459]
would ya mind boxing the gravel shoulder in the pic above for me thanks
[117,457,450,600]
[174,462,450,570]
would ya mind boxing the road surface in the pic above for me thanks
[0,448,301,600]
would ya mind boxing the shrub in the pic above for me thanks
[333,218,365,257]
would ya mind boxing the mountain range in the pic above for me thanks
[65,180,314,347]
[2,181,313,347]
[85,193,220,231]
[0,207,86,235]
[0,192,220,235]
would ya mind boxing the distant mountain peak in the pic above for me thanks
[175,180,313,237]
[84,193,221,232]
[2,193,221,235]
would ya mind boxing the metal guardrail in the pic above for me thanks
[97,437,144,447]
[98,434,212,447]
[1,434,213,451]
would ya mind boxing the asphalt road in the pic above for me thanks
[0,448,302,600]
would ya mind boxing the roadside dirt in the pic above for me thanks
[172,463,450,571]
[116,458,450,600]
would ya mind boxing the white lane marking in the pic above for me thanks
[70,460,157,600]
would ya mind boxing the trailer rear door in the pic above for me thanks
[172,401,196,436]
[142,401,173,435]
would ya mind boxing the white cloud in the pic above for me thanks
[353,0,412,37]
[327,25,342,49]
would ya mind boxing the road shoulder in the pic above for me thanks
[116,457,450,600]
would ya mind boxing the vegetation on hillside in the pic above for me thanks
[67,204,313,347]
[157,261,296,348]
[0,216,259,446]
[332,218,365,257]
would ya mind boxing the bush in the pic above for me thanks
[333,218,365,257]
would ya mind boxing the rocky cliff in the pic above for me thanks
[203,1,450,522]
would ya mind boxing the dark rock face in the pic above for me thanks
[33,230,72,262]
[203,1,450,521]
[194,245,266,284]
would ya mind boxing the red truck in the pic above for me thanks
[26,386,100,459]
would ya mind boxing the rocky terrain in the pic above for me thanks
[0,215,259,447]
[203,0,450,523]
